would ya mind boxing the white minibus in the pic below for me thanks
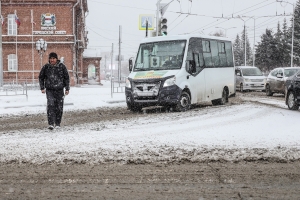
[125,34,236,112]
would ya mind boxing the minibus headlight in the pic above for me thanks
[163,77,176,87]
[244,78,251,82]
[125,78,131,88]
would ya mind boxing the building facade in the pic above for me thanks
[0,0,95,86]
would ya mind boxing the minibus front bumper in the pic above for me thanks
[125,84,182,108]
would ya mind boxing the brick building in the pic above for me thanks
[0,0,99,86]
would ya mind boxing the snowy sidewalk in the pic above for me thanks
[0,81,126,115]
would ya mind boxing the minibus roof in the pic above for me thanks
[139,34,232,43]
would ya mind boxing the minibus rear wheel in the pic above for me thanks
[175,91,191,112]
[212,88,228,106]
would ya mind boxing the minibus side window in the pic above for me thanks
[187,38,204,74]
[218,42,227,67]
[202,40,213,67]
[211,40,220,67]
[225,42,234,66]
[193,53,204,69]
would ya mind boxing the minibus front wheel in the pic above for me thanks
[175,91,191,112]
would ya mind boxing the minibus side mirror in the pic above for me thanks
[185,60,196,74]
[236,72,241,76]
[129,59,133,71]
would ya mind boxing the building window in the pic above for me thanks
[8,14,17,36]
[8,54,18,71]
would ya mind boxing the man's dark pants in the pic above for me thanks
[46,89,64,126]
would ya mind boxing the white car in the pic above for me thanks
[235,66,266,92]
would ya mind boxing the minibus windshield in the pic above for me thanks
[134,40,186,71]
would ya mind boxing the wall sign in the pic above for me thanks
[32,13,66,35]
[41,13,56,26]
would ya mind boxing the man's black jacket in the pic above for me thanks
[39,60,70,91]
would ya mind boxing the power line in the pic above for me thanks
[169,14,189,32]
[87,26,115,40]
[187,0,277,34]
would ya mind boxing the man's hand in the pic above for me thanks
[65,90,69,95]
[41,89,45,94]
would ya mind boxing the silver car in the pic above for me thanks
[265,67,300,96]
[235,66,266,92]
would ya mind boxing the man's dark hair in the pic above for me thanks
[49,52,58,59]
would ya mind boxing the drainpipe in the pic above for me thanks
[0,1,3,87]
[80,0,85,46]
[73,0,80,84]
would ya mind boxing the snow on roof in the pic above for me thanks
[140,34,232,43]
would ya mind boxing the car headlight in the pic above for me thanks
[163,76,176,87]
[125,78,131,88]
[244,78,251,82]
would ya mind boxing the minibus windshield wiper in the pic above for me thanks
[134,68,149,71]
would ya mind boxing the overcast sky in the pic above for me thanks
[85,0,297,59]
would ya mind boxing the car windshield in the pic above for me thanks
[241,68,263,76]
[134,40,186,71]
[284,68,300,77]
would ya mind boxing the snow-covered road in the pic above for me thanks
[1,97,300,164]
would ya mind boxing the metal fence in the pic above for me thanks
[0,80,38,100]
[112,78,125,93]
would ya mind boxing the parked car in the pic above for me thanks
[285,70,300,110]
[265,67,300,96]
[235,66,266,92]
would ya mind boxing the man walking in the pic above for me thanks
[39,52,70,130]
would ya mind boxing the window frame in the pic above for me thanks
[8,14,18,36]
[8,54,18,72]
[202,40,211,53]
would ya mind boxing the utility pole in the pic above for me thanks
[244,24,246,66]
[253,18,255,67]
[111,43,114,98]
[241,14,293,67]
[156,0,162,36]
[118,25,122,86]
[291,3,295,67]
[0,2,3,87]
[275,0,294,67]
[235,16,250,66]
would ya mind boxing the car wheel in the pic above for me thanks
[240,83,243,92]
[287,91,299,110]
[266,84,273,96]
[175,91,191,112]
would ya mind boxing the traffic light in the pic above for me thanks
[160,17,167,36]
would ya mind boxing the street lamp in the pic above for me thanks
[156,0,162,36]
[36,39,47,68]
[235,16,252,66]
[277,0,294,67]
[215,26,236,37]
[240,16,259,67]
